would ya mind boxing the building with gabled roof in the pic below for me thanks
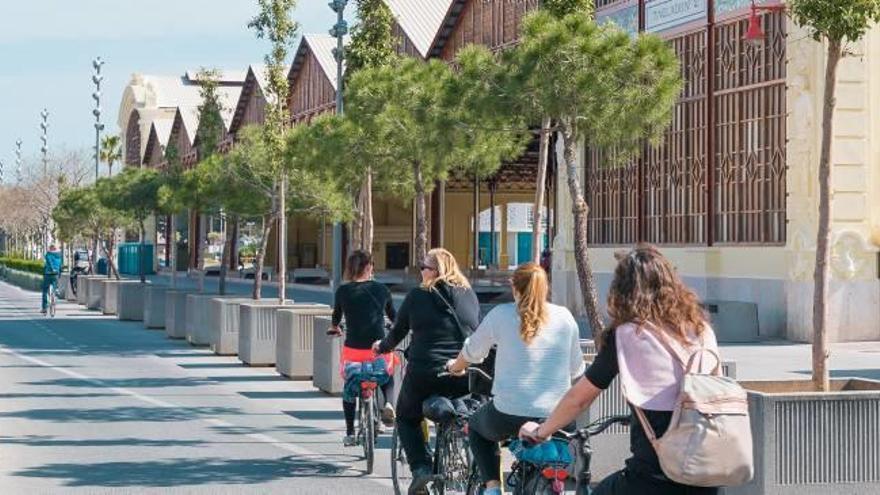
[384,0,456,58]
[142,118,174,169]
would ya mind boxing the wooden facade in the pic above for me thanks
[435,0,540,60]
[142,124,166,168]
[228,67,268,139]
[288,40,337,125]
[125,111,141,166]
[392,22,423,58]
[587,0,787,246]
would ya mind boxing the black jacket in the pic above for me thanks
[378,281,480,372]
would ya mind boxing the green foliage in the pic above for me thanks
[511,11,682,158]
[0,257,44,275]
[789,0,880,43]
[100,134,122,173]
[542,0,593,18]
[195,68,226,160]
[223,126,278,217]
[347,0,396,74]
[52,185,127,243]
[95,167,163,224]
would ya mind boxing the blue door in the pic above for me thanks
[517,233,532,265]
[478,233,498,266]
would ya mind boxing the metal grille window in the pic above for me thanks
[585,2,786,246]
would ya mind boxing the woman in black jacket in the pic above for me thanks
[373,248,479,494]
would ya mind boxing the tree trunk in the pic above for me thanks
[219,214,234,296]
[352,186,364,252]
[139,221,146,283]
[532,116,552,263]
[252,215,274,300]
[561,121,604,338]
[278,179,287,305]
[197,213,207,293]
[91,232,99,274]
[169,214,177,289]
[103,233,120,280]
[413,161,428,265]
[364,169,374,252]
[812,40,841,393]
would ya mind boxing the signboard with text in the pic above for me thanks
[645,0,707,32]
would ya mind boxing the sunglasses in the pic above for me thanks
[419,263,436,271]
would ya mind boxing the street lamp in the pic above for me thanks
[0,159,4,185]
[15,139,22,184]
[329,0,348,293]
[743,1,786,48]
[40,108,49,174]
[92,57,105,181]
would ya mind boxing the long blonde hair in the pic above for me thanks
[512,262,549,345]
[422,248,471,289]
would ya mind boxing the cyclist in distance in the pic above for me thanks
[41,244,63,315]
[372,248,480,494]
[445,262,584,495]
[330,250,397,447]
[520,244,721,495]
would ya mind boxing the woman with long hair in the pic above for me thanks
[331,250,397,446]
[445,262,584,495]
[373,248,480,494]
[520,244,720,495]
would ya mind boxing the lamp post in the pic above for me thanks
[14,139,22,184]
[0,159,4,184]
[40,109,49,175]
[329,0,348,293]
[92,57,105,181]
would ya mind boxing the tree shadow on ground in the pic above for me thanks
[238,390,329,400]
[0,392,122,399]
[0,406,241,423]
[12,456,349,487]
[0,435,208,448]
[21,377,215,388]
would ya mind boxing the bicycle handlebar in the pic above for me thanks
[556,415,630,441]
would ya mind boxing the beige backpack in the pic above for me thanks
[628,331,754,487]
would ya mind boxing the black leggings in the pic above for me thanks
[343,377,394,436]
[593,469,719,495]
[468,401,538,483]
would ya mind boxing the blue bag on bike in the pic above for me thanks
[342,357,390,403]
[509,438,573,466]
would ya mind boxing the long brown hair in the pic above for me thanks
[607,244,707,345]
[512,262,549,345]
[422,248,470,289]
[344,250,373,281]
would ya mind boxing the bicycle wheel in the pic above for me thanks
[464,458,484,495]
[49,285,56,318]
[435,425,472,494]
[391,423,413,495]
[362,395,375,474]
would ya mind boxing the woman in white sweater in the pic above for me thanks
[445,262,584,495]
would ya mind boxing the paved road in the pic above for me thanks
[0,281,396,494]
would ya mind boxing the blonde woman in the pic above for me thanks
[373,248,480,493]
[446,262,585,495]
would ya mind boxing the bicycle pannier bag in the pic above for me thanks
[628,334,754,487]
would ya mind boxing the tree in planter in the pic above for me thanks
[345,55,526,264]
[249,0,298,305]
[100,135,122,177]
[510,12,681,337]
[96,167,162,283]
[157,144,186,288]
[788,0,880,392]
[345,0,396,251]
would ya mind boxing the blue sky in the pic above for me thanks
[0,0,351,171]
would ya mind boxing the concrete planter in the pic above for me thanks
[143,286,170,329]
[86,276,108,310]
[165,289,196,339]
[275,305,333,379]
[723,379,880,495]
[185,293,238,346]
[208,298,274,356]
[579,357,738,482]
[312,316,342,395]
[102,279,139,315]
[117,282,151,321]
[76,275,98,305]
[57,273,70,299]
[238,301,294,366]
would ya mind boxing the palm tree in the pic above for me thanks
[100,135,122,176]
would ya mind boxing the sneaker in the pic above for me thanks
[343,435,357,447]
[408,466,433,495]
[40,309,47,315]
[381,402,396,427]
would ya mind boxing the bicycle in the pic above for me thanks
[392,367,493,495]
[345,360,385,475]
[44,272,59,318]
[505,415,631,494]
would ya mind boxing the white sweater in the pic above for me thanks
[462,303,585,418]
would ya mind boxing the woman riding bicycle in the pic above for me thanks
[445,262,584,495]
[372,248,479,494]
[330,250,397,447]
[520,244,721,495]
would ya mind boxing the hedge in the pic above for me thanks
[0,257,45,275]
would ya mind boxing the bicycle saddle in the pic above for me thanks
[422,396,459,423]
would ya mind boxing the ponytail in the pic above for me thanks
[512,262,550,345]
